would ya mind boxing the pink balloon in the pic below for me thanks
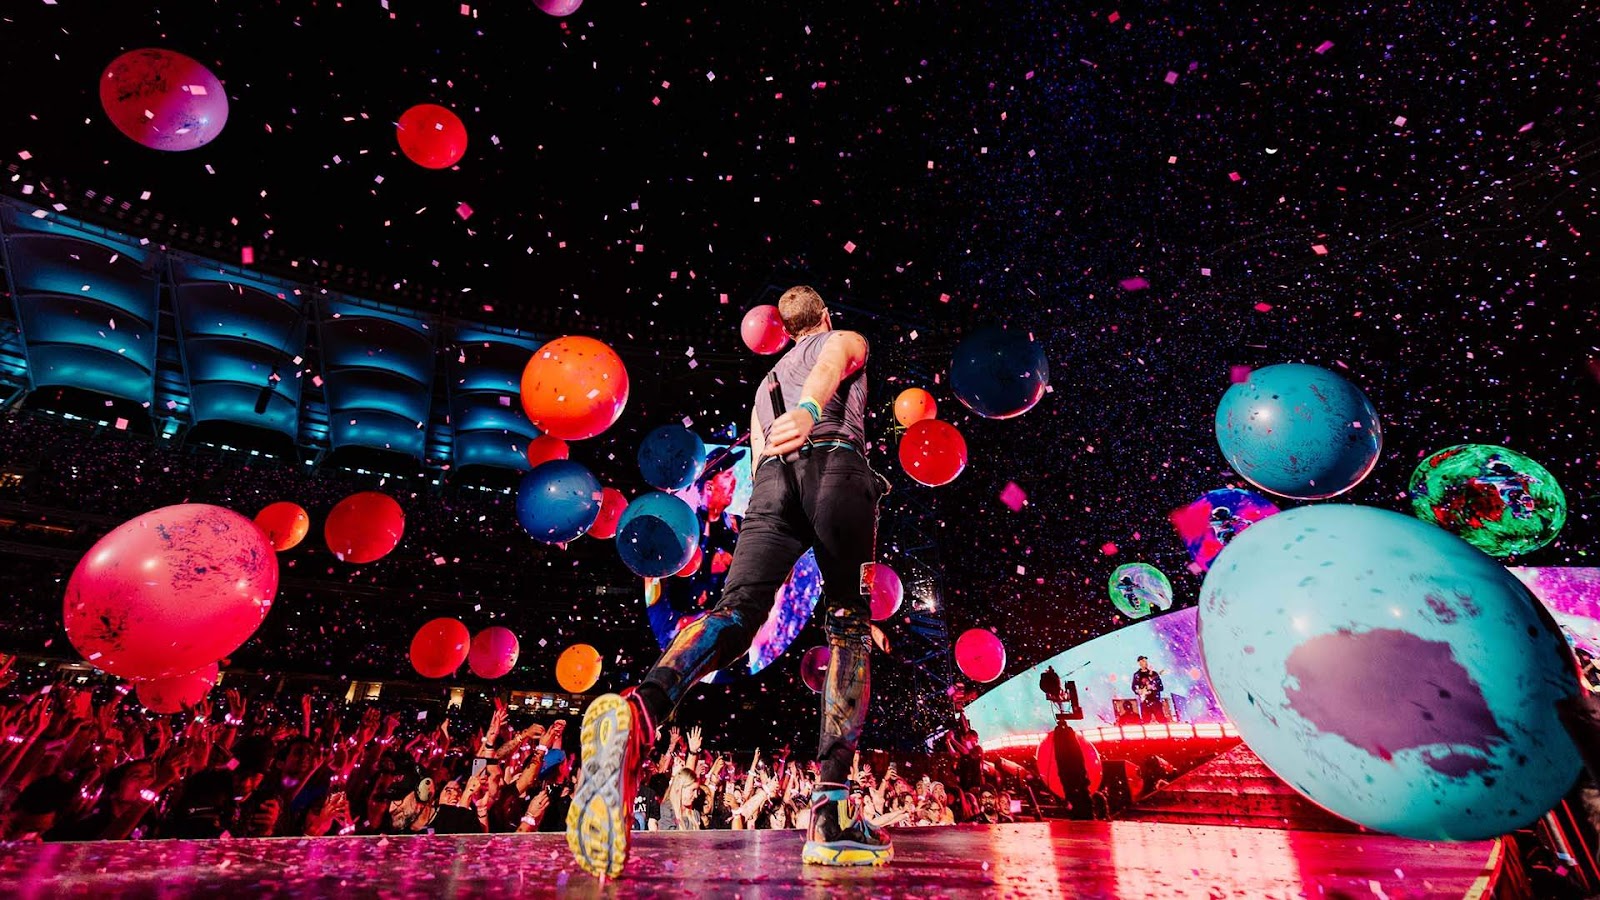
[64,504,278,680]
[741,305,790,355]
[411,618,471,679]
[535,0,584,16]
[137,662,219,714]
[868,563,904,621]
[800,645,831,693]
[468,627,521,679]
[954,628,1006,683]
[100,49,229,152]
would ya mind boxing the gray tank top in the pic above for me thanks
[753,331,869,447]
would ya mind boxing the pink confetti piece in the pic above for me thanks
[17,150,31,160]
[241,246,255,265]
[1253,302,1273,313]
[1518,121,1535,133]
[1164,71,1178,85]
[1119,277,1149,291]
[843,240,857,253]
[999,482,1028,511]
[114,418,129,430]
[1311,244,1328,255]
[1228,171,1242,182]
[1393,115,1407,127]
[1100,542,1118,556]
[1229,365,1253,384]
[456,202,473,220]
[1107,11,1120,22]
[938,292,951,303]
[1314,40,1334,54]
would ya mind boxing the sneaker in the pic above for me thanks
[566,691,654,879]
[801,783,894,867]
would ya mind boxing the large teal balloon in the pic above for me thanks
[616,491,698,578]
[949,325,1050,419]
[515,460,602,544]
[637,425,707,491]
[1214,364,1381,499]
[1199,504,1579,840]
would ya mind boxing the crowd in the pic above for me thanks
[0,662,1049,844]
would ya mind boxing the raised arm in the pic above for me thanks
[763,331,868,457]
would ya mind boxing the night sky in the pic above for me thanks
[1,0,1596,746]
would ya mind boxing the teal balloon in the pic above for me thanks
[616,491,698,577]
[1108,563,1172,619]
[515,460,601,544]
[949,325,1050,419]
[1409,444,1567,558]
[638,425,707,491]
[1214,364,1381,499]
[1199,504,1579,840]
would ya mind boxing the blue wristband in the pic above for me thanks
[797,400,822,424]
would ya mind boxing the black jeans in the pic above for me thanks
[638,447,884,785]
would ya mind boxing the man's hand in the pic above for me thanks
[762,409,815,457]
[686,725,702,755]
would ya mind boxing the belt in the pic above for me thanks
[759,438,864,468]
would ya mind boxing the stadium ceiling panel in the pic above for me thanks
[448,321,546,472]
[319,297,435,459]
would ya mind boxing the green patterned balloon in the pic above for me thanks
[1409,444,1566,557]
[1108,563,1172,619]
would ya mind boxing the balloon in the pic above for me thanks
[955,628,1006,683]
[136,662,220,714]
[637,424,707,491]
[740,305,790,355]
[1200,504,1580,840]
[899,419,967,486]
[468,627,520,679]
[535,0,584,16]
[324,491,405,563]
[949,325,1050,419]
[516,460,602,544]
[1214,363,1382,500]
[587,488,627,540]
[63,504,277,680]
[1108,563,1173,619]
[396,103,467,169]
[1169,487,1281,572]
[1409,444,1566,558]
[800,645,832,693]
[519,336,630,441]
[1035,728,1103,798]
[893,388,937,427]
[100,49,229,152]
[615,491,698,578]
[524,435,570,470]
[556,644,603,693]
[254,502,310,551]
[674,542,703,578]
[411,618,471,679]
[868,563,904,621]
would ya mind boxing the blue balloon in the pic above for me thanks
[1200,504,1579,840]
[949,325,1050,419]
[616,491,698,577]
[516,460,602,544]
[638,425,707,491]
[1214,363,1381,499]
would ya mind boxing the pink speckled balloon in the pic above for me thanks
[99,49,229,152]
[535,0,584,17]
[468,627,521,679]
[64,504,278,680]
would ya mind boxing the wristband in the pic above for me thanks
[797,398,822,424]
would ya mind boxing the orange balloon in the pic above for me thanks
[254,502,310,551]
[894,388,938,427]
[520,336,630,441]
[556,643,603,693]
[525,435,570,469]
[324,492,405,563]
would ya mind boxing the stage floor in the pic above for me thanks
[0,820,1501,899]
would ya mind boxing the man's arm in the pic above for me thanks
[750,407,765,460]
[763,331,869,456]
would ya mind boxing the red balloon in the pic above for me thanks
[324,492,405,564]
[674,542,704,578]
[1035,728,1104,798]
[137,662,219,714]
[411,618,471,679]
[899,419,968,487]
[525,435,571,470]
[520,336,630,441]
[100,49,229,152]
[535,0,584,15]
[800,645,832,693]
[254,501,310,551]
[63,504,278,680]
[954,628,1006,682]
[468,627,520,679]
[868,563,904,621]
[740,305,790,355]
[894,388,938,427]
[586,487,627,539]
[396,103,468,169]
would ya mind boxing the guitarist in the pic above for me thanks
[1131,656,1167,724]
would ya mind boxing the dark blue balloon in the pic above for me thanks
[638,424,707,491]
[949,325,1050,419]
[616,491,698,577]
[516,460,602,544]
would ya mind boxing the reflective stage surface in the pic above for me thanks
[0,821,1501,899]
